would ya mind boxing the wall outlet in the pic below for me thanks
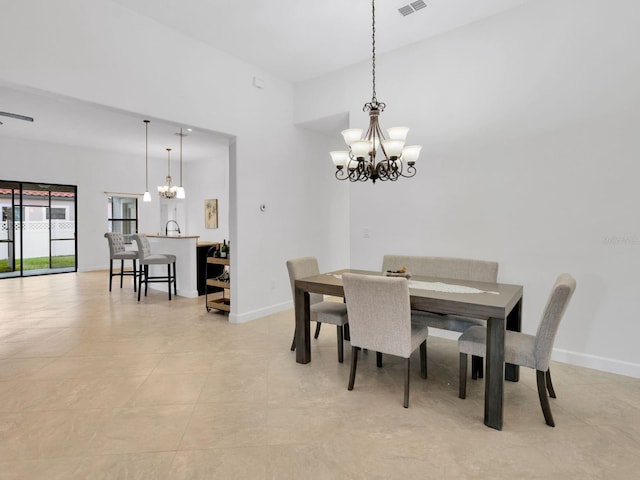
[363,227,370,239]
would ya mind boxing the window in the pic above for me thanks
[46,208,66,220]
[107,196,138,244]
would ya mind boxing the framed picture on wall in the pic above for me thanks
[205,199,218,229]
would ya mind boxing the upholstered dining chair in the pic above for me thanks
[132,234,177,301]
[342,273,428,408]
[287,257,349,363]
[104,232,139,292]
[458,273,576,427]
[382,254,499,378]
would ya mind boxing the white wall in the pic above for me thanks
[0,0,350,322]
[295,0,640,377]
[182,151,230,243]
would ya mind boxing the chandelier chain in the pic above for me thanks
[371,0,376,103]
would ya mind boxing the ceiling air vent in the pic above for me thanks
[398,0,427,17]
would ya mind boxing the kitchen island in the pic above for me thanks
[145,234,201,298]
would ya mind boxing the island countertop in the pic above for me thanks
[144,234,200,239]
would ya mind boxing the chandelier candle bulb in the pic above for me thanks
[341,128,364,146]
[381,139,404,158]
[387,127,410,141]
[330,151,350,169]
[402,145,422,165]
[352,140,372,159]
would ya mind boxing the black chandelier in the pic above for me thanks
[331,0,421,183]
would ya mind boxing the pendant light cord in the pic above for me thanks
[144,120,149,191]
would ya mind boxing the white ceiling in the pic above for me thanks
[0,84,231,162]
[111,0,532,83]
[0,0,531,158]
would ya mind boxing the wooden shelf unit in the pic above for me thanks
[206,256,230,313]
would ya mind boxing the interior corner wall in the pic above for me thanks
[0,0,342,322]
[294,0,640,377]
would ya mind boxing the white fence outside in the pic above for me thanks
[0,221,75,259]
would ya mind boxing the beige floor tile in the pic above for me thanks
[86,405,194,455]
[179,402,268,450]
[0,271,638,478]
[128,373,207,406]
[0,452,175,480]
[168,447,269,479]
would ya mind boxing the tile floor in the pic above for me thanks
[0,271,638,479]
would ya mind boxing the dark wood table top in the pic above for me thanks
[296,269,522,320]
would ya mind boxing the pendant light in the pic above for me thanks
[158,148,178,199]
[176,128,186,199]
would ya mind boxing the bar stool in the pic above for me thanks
[104,232,139,292]
[132,234,177,301]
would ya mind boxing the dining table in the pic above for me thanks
[294,269,523,431]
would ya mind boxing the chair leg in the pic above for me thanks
[404,357,411,408]
[536,369,556,427]
[376,351,382,368]
[546,368,557,398]
[343,323,350,342]
[459,353,468,399]
[108,259,113,292]
[471,355,482,379]
[336,326,344,363]
[120,259,124,288]
[472,355,483,379]
[314,322,322,339]
[420,340,427,379]
[144,265,149,297]
[290,328,296,351]
[348,346,359,391]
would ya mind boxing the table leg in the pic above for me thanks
[295,286,311,364]
[505,298,522,382]
[484,316,505,430]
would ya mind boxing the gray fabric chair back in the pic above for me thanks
[342,273,412,358]
[132,234,151,261]
[286,257,324,306]
[382,255,498,283]
[104,232,126,257]
[535,273,576,371]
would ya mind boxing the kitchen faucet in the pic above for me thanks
[165,220,181,236]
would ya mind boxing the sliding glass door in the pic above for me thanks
[0,181,77,278]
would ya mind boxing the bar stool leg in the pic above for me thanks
[120,259,124,288]
[108,259,114,292]
[167,264,172,300]
[173,262,177,295]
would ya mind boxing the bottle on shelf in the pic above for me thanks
[220,239,228,259]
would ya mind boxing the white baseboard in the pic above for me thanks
[552,348,640,379]
[229,300,292,324]
[228,303,640,380]
[419,330,640,379]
